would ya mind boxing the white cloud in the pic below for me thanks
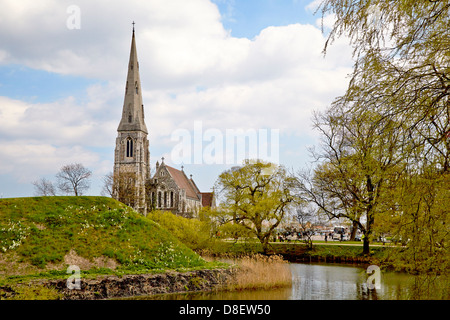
[144,22,352,146]
[0,92,117,184]
[0,141,100,182]
[315,13,337,31]
[0,0,350,85]
[0,93,118,147]
[0,0,228,81]
[305,0,323,13]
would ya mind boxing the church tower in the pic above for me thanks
[113,24,150,214]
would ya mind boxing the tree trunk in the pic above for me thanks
[259,234,271,254]
[363,210,375,255]
[350,220,358,241]
[363,176,375,256]
[261,239,269,254]
[363,236,370,255]
[306,238,313,250]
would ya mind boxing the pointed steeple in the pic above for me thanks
[118,23,148,133]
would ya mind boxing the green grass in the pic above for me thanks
[0,196,221,282]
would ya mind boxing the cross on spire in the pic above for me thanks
[132,21,135,33]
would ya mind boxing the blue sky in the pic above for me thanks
[0,0,352,198]
[0,64,98,103]
[213,0,318,38]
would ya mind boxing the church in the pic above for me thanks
[112,25,214,217]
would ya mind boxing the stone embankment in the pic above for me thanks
[43,269,234,300]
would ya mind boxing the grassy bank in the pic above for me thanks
[199,239,389,265]
[270,242,391,266]
[1,197,292,299]
[0,197,222,288]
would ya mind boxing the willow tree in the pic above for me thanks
[214,161,297,254]
[315,0,449,278]
[318,0,449,172]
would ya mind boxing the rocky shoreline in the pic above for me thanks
[7,269,235,300]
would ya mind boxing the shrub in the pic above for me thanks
[147,211,214,251]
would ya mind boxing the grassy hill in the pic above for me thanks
[0,196,217,280]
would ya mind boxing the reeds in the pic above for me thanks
[225,254,292,291]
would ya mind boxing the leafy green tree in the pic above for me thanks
[297,107,404,255]
[214,160,297,254]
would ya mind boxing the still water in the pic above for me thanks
[147,263,435,300]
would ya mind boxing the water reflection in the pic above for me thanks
[288,263,413,300]
[149,287,292,300]
[290,263,366,300]
[142,263,446,300]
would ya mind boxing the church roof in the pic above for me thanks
[200,192,214,207]
[165,165,200,200]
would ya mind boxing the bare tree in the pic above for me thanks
[295,204,325,250]
[112,171,137,208]
[32,178,56,196]
[56,163,92,196]
[101,172,114,197]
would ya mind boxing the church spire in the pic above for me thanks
[118,23,148,134]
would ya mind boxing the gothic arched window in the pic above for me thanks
[164,191,167,208]
[126,137,133,158]
[158,191,162,208]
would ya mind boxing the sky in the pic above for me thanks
[0,0,354,198]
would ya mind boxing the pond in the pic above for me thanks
[144,262,444,300]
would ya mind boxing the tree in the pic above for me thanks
[393,170,449,274]
[214,160,298,254]
[303,2,450,293]
[314,0,449,279]
[294,204,325,249]
[112,171,138,208]
[296,107,404,255]
[101,172,114,197]
[56,163,92,196]
[318,0,449,172]
[32,177,56,196]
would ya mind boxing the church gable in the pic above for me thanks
[165,166,200,201]
[154,164,179,191]
[147,160,203,217]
